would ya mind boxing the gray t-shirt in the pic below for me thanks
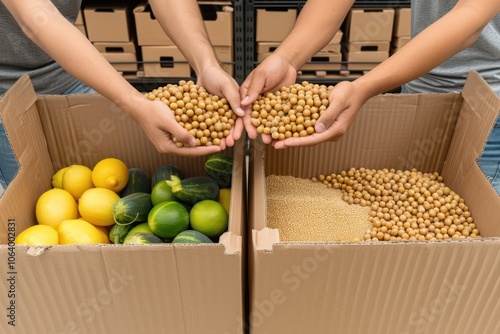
[405,0,500,96]
[0,1,81,96]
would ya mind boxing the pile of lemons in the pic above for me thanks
[15,158,129,246]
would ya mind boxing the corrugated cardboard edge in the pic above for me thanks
[0,75,54,244]
[442,70,500,236]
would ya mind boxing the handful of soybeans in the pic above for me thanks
[250,81,334,140]
[145,80,237,147]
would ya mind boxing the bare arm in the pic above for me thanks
[352,0,500,101]
[276,0,500,149]
[1,0,224,155]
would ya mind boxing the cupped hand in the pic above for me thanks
[240,53,297,141]
[272,80,368,149]
[134,99,223,157]
[196,64,245,147]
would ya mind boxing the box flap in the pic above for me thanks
[442,70,500,236]
[0,75,54,244]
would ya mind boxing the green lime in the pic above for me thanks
[151,180,175,206]
[148,201,189,239]
[189,200,228,239]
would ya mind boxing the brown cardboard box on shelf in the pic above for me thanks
[393,8,412,37]
[344,50,389,71]
[300,51,342,71]
[392,36,411,49]
[134,1,233,47]
[199,1,233,46]
[93,41,136,54]
[0,75,246,334]
[320,43,341,54]
[248,70,500,334]
[75,24,87,37]
[84,3,133,42]
[101,52,138,73]
[345,8,395,42]
[133,2,174,46]
[256,8,297,42]
[142,46,191,77]
[214,45,234,76]
[257,42,280,54]
[347,40,390,52]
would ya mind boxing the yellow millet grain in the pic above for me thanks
[266,175,370,242]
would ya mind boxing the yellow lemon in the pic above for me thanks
[92,158,129,193]
[36,188,78,229]
[218,188,231,214]
[78,187,120,226]
[51,166,68,189]
[62,164,94,200]
[15,225,58,246]
[94,225,111,244]
[58,219,103,245]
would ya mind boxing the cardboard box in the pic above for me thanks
[257,42,280,54]
[320,43,341,54]
[93,42,136,54]
[248,71,500,333]
[300,51,342,71]
[133,3,174,46]
[75,24,87,37]
[256,8,297,42]
[345,8,395,42]
[347,41,390,52]
[0,75,246,334]
[101,52,138,73]
[344,50,389,71]
[392,36,411,49]
[142,46,191,77]
[75,10,84,25]
[214,45,234,76]
[394,8,412,37]
[84,3,133,42]
[134,2,233,46]
[199,1,233,46]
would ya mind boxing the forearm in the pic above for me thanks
[2,0,145,117]
[353,0,500,100]
[149,0,219,75]
[275,0,355,70]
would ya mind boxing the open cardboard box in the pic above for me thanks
[248,71,500,333]
[0,76,246,334]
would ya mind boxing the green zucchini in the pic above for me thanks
[119,168,151,197]
[151,164,184,188]
[165,175,220,206]
[205,153,233,188]
[113,192,153,226]
[109,223,137,244]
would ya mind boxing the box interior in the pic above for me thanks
[250,71,500,244]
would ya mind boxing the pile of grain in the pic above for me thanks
[266,175,370,242]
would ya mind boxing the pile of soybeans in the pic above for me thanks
[266,168,480,242]
[145,80,237,147]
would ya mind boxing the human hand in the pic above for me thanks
[240,53,297,142]
[132,99,223,157]
[272,80,368,149]
[196,64,245,147]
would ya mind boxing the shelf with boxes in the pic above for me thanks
[246,0,411,84]
[79,0,245,90]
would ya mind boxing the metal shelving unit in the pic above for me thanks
[244,0,411,85]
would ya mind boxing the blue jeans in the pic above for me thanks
[401,85,500,194]
[0,81,95,194]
